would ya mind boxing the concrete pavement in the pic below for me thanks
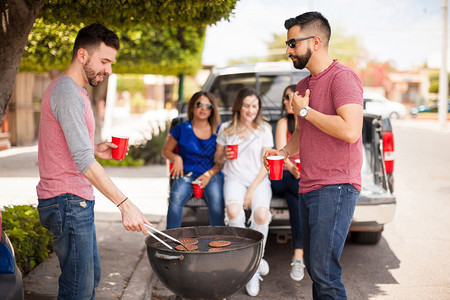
[0,145,170,300]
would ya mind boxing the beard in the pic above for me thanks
[83,58,106,87]
[290,47,312,70]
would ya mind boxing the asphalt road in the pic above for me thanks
[152,120,450,300]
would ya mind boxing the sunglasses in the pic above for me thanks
[196,102,213,110]
[285,36,315,49]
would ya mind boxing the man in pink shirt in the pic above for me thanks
[37,24,151,299]
[264,12,363,299]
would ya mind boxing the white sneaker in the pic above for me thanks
[290,259,305,281]
[246,271,263,297]
[258,258,270,276]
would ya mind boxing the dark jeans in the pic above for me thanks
[271,170,303,249]
[167,173,224,229]
[299,184,359,300]
[37,194,100,300]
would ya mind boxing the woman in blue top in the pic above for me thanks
[162,91,224,229]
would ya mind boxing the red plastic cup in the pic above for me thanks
[169,161,174,175]
[267,155,284,180]
[192,181,204,198]
[111,135,129,160]
[226,144,238,160]
[295,159,301,177]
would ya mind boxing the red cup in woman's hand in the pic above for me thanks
[226,144,238,160]
[192,180,204,198]
[295,159,301,177]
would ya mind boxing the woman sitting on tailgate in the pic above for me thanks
[162,91,224,229]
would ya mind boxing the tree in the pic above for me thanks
[328,31,366,70]
[20,19,207,75]
[263,31,367,65]
[428,71,450,95]
[358,60,395,88]
[0,0,238,125]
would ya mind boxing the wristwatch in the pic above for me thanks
[299,106,311,118]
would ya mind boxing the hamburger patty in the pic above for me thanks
[178,238,199,245]
[208,240,231,248]
[175,244,199,251]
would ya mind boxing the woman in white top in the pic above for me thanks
[215,87,273,297]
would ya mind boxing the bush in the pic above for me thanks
[128,125,168,165]
[1,205,53,276]
[97,154,145,167]
[98,125,169,167]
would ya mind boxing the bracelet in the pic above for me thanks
[117,197,128,207]
[279,147,290,159]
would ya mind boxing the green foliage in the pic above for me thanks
[116,74,145,93]
[329,30,366,67]
[428,71,439,82]
[429,80,439,94]
[128,125,169,165]
[96,155,145,167]
[96,125,169,166]
[427,71,450,94]
[18,0,238,75]
[111,24,206,75]
[266,33,290,62]
[233,29,368,69]
[19,18,79,72]
[19,19,205,75]
[38,0,237,28]
[2,205,53,276]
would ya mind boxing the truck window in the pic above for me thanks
[209,73,257,110]
[206,70,309,112]
[258,74,292,110]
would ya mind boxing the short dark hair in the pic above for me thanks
[72,23,120,59]
[284,12,331,46]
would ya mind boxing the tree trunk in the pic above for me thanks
[0,0,44,126]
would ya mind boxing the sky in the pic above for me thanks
[202,0,443,71]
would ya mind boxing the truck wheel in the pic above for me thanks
[351,230,382,245]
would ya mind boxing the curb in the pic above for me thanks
[121,220,167,300]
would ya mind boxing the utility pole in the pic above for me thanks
[439,0,449,129]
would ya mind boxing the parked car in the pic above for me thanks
[363,92,407,119]
[0,211,24,300]
[170,62,396,245]
[410,100,450,115]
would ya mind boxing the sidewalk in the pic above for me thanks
[23,213,165,300]
[0,145,170,300]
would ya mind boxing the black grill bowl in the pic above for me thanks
[145,226,263,300]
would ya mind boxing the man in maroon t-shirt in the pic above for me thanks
[264,12,363,300]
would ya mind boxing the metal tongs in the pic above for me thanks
[145,224,188,250]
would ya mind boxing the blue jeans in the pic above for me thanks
[271,170,303,249]
[37,194,100,300]
[299,184,359,300]
[167,173,224,229]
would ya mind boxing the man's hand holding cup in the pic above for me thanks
[263,149,286,171]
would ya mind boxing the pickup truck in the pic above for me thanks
[170,62,396,245]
